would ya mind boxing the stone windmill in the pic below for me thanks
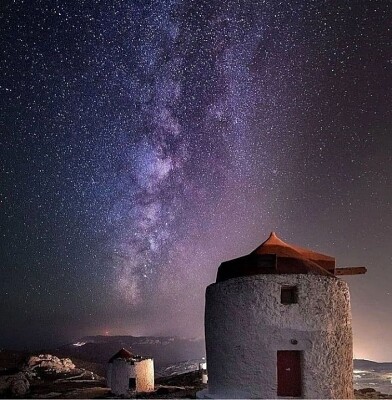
[200,232,366,399]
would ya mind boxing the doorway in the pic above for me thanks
[277,350,302,397]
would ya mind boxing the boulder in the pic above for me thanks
[25,354,75,374]
[357,388,377,394]
[9,372,30,397]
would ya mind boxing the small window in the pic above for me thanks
[281,286,298,304]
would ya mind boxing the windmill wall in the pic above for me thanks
[205,274,353,399]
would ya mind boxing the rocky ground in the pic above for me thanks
[355,388,392,399]
[0,354,106,398]
[0,353,206,399]
[0,352,391,399]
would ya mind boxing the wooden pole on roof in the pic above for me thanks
[335,267,367,276]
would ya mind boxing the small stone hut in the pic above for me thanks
[107,348,154,395]
[202,232,366,399]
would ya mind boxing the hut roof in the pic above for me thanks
[216,232,336,283]
[108,348,134,363]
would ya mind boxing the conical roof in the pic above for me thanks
[253,232,335,269]
[253,232,305,258]
[216,232,336,283]
[108,348,134,363]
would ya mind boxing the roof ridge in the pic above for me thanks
[253,232,305,258]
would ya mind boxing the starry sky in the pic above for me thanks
[1,0,391,360]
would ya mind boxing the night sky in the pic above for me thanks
[1,1,391,360]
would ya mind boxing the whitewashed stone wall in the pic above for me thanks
[108,359,135,396]
[135,358,154,393]
[205,275,353,399]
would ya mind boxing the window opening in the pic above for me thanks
[281,286,298,304]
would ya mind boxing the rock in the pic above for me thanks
[357,388,377,394]
[27,356,42,368]
[62,358,74,370]
[155,385,186,394]
[35,392,62,398]
[23,368,37,380]
[25,354,75,374]
[55,368,102,382]
[9,372,30,397]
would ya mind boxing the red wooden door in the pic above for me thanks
[277,351,302,397]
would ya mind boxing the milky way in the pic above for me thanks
[1,0,391,360]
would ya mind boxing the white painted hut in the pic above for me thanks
[200,232,366,399]
[107,348,154,395]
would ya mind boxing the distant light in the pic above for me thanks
[73,342,86,347]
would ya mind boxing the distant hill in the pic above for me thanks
[51,336,206,368]
[354,359,392,371]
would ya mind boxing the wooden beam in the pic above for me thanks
[335,267,367,276]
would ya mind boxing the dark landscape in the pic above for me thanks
[1,336,392,398]
[0,336,206,398]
